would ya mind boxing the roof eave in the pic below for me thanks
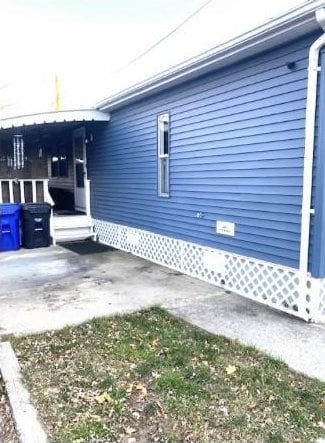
[0,109,110,131]
[97,0,325,112]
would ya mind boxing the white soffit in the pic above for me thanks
[0,109,110,130]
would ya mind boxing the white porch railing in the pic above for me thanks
[0,179,54,206]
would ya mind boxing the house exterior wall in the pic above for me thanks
[89,32,323,273]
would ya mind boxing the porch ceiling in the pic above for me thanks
[0,109,110,131]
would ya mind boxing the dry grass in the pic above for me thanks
[0,376,18,443]
[12,307,325,443]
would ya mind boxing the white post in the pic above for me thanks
[50,207,56,245]
[0,180,2,204]
[8,180,14,203]
[19,180,25,203]
[31,180,37,203]
[43,179,54,206]
[42,180,46,203]
[85,179,91,216]
[308,277,322,322]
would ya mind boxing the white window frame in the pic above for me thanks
[157,112,170,197]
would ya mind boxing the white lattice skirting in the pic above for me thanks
[94,219,325,323]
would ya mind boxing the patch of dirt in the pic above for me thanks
[0,377,18,443]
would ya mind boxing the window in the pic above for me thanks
[158,112,170,196]
[51,146,68,177]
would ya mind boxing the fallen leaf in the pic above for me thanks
[135,383,147,397]
[132,411,140,419]
[225,364,237,375]
[152,371,161,379]
[126,383,134,393]
[96,392,112,404]
[125,426,136,435]
[87,413,102,422]
[219,406,228,416]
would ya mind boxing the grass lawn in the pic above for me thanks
[11,307,325,443]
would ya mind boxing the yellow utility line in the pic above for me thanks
[54,75,61,111]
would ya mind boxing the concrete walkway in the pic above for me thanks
[0,243,324,381]
[167,292,325,381]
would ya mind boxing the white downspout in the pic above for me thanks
[299,8,325,277]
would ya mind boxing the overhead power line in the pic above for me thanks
[116,0,214,73]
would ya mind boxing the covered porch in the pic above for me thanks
[0,109,110,244]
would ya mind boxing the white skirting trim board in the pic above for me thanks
[93,219,325,323]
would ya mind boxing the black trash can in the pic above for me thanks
[21,203,52,248]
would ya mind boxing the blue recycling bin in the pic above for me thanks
[0,203,21,252]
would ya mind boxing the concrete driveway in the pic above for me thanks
[0,242,324,381]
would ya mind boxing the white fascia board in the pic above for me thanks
[97,0,325,111]
[0,109,110,130]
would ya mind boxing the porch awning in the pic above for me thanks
[0,109,110,130]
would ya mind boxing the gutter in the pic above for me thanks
[299,8,325,277]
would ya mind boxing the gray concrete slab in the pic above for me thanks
[0,244,324,381]
[0,245,220,335]
[166,292,325,381]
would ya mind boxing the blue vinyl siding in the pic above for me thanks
[89,32,322,270]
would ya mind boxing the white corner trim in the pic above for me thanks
[299,29,325,275]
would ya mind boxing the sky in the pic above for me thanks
[0,0,308,117]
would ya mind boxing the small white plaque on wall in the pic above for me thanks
[216,221,235,237]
